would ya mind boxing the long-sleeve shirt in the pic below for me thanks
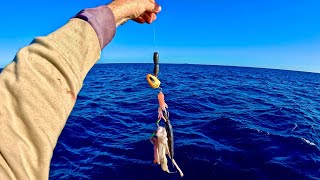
[0,5,116,179]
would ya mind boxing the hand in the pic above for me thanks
[107,0,162,26]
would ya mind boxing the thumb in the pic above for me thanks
[146,1,162,13]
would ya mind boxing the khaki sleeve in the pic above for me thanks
[0,18,102,179]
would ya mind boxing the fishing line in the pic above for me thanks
[152,21,156,50]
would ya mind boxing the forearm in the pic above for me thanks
[0,7,115,179]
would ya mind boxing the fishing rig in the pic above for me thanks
[147,52,184,177]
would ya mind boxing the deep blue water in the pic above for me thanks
[5,64,320,179]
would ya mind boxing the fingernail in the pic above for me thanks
[155,5,162,12]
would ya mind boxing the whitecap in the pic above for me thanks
[301,137,316,146]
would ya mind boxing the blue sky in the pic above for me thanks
[1,0,320,72]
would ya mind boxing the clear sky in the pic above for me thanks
[1,0,320,72]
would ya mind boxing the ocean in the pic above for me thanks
[2,64,320,179]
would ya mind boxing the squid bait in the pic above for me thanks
[150,137,159,164]
[157,91,168,121]
[158,91,174,161]
[151,127,183,177]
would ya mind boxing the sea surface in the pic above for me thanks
[3,64,320,179]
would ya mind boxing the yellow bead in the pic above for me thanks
[146,74,161,89]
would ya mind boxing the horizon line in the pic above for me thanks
[96,62,320,75]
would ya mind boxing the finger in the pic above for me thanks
[143,13,153,24]
[146,1,162,13]
[145,12,154,19]
[133,16,146,24]
[145,12,157,22]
